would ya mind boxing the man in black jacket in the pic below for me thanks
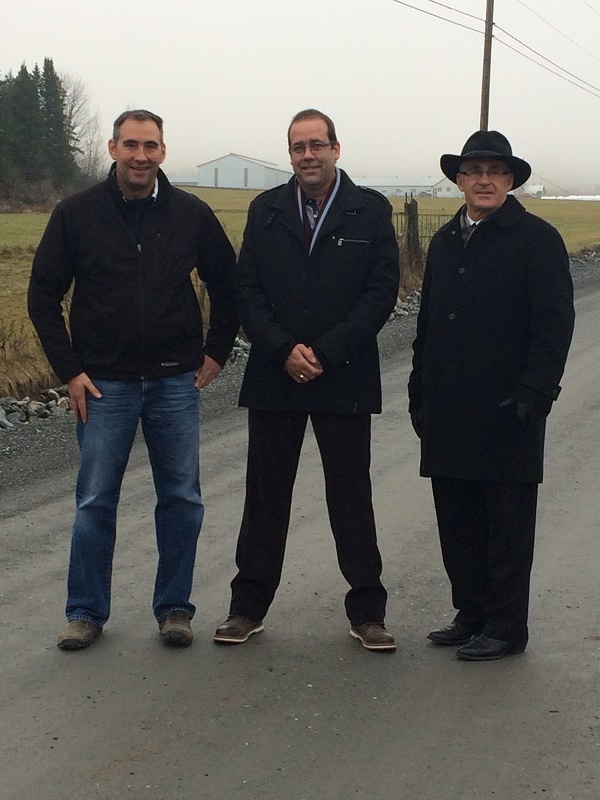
[28,109,238,650]
[214,109,400,651]
[408,131,574,661]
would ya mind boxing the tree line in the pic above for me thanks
[0,58,104,204]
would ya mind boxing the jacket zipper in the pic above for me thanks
[337,237,371,246]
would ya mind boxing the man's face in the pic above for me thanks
[289,118,340,197]
[456,159,513,220]
[108,118,166,199]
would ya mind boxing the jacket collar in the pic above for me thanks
[266,169,365,248]
[442,193,526,237]
[105,164,173,206]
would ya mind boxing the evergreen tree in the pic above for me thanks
[40,57,77,186]
[0,59,94,201]
[0,72,16,195]
[11,63,46,184]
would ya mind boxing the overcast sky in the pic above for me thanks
[2,0,600,189]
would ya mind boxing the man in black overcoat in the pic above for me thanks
[408,130,575,660]
[214,109,400,651]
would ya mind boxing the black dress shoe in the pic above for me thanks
[427,621,481,646]
[456,634,526,661]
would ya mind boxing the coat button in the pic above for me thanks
[458,267,465,274]
[448,313,455,320]
[302,309,310,317]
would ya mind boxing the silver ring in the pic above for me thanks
[299,374,305,380]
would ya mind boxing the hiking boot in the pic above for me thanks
[159,611,193,647]
[57,619,102,651]
[350,622,397,651]
[213,615,264,644]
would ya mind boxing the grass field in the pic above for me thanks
[184,189,600,255]
[1,190,599,396]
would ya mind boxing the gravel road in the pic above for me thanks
[1,264,600,800]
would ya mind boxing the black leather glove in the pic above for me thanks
[410,412,423,438]
[498,397,544,423]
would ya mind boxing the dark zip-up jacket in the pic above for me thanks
[237,170,400,414]
[28,167,238,383]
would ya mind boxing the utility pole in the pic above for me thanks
[480,0,494,130]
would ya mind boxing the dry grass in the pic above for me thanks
[388,195,600,253]
[1,190,599,397]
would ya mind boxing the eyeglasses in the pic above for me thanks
[458,166,512,179]
[289,140,335,155]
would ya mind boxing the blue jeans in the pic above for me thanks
[66,372,204,627]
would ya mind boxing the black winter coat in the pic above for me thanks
[237,171,400,414]
[28,168,238,383]
[408,196,574,483]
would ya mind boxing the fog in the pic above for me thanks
[2,0,600,190]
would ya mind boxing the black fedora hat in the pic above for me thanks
[440,130,531,189]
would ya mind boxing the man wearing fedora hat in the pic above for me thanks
[408,130,575,661]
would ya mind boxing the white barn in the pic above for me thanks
[431,176,464,199]
[196,153,292,190]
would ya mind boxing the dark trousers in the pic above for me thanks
[431,477,538,644]
[230,409,387,625]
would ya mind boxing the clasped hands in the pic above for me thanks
[284,344,323,384]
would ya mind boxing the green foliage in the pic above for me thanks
[0,59,79,202]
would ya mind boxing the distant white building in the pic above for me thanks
[515,183,546,198]
[196,153,292,190]
[431,177,464,199]
[356,177,439,197]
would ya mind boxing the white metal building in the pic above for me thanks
[356,177,440,197]
[515,183,546,198]
[431,176,464,199]
[196,153,292,190]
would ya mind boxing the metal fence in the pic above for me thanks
[393,211,454,249]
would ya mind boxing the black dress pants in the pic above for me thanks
[431,476,538,644]
[230,409,387,625]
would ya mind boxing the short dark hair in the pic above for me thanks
[287,109,337,147]
[112,109,164,143]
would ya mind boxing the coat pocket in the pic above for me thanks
[335,237,371,247]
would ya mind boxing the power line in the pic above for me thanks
[424,0,485,24]
[515,0,600,65]
[581,0,600,18]
[494,24,600,93]
[389,0,483,35]
[390,0,600,98]
[530,172,570,195]
[494,36,600,98]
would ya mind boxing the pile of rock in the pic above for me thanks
[228,336,251,362]
[0,388,71,430]
[391,290,421,318]
[0,336,255,432]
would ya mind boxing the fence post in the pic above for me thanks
[404,195,420,263]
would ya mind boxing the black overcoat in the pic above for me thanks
[408,196,574,483]
[236,170,400,414]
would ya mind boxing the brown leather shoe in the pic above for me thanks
[350,622,396,651]
[213,615,264,644]
[57,619,102,651]
[159,610,193,646]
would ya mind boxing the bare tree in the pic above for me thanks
[60,72,107,182]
